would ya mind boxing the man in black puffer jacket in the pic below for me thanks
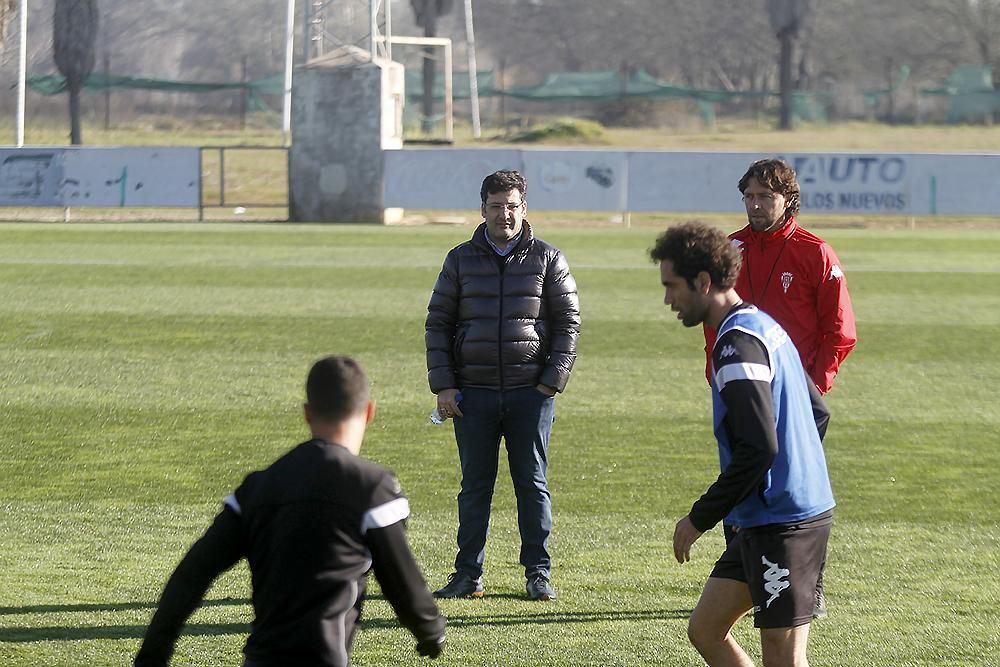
[426,170,580,602]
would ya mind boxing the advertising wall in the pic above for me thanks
[5,146,997,218]
[0,147,200,208]
[385,148,1000,216]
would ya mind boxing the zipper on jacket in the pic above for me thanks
[497,266,505,391]
[493,235,527,393]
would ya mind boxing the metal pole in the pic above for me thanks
[385,0,392,62]
[197,148,204,221]
[462,0,481,138]
[240,56,248,131]
[499,57,506,132]
[16,0,28,146]
[444,41,453,143]
[219,147,226,207]
[369,0,377,60]
[302,0,311,62]
[104,51,111,131]
[282,0,296,147]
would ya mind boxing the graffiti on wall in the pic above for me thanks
[0,148,199,208]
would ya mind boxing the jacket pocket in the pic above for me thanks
[453,327,468,366]
[533,322,549,361]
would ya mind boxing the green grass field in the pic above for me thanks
[0,221,997,666]
[5,116,1000,153]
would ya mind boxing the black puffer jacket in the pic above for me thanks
[426,222,580,393]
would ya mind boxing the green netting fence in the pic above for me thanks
[920,65,1000,122]
[26,65,1000,124]
[404,68,829,124]
[26,72,285,113]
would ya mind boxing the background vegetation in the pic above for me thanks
[4,0,1000,130]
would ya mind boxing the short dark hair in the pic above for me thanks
[480,170,527,204]
[649,221,741,290]
[738,158,801,220]
[306,356,370,422]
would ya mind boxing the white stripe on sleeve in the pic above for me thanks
[716,362,772,389]
[361,497,410,534]
[223,493,242,515]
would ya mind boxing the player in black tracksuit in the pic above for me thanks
[135,356,445,667]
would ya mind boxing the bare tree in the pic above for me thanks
[921,0,1000,121]
[920,0,1000,83]
[10,0,991,127]
[410,0,454,133]
[767,0,814,129]
[54,0,98,144]
[1,0,17,49]
[953,0,1000,70]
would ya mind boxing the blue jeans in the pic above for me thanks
[452,386,556,580]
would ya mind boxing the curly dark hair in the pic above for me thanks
[649,221,741,290]
[738,158,800,221]
[480,170,527,204]
[306,356,370,422]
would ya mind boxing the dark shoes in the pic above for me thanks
[433,572,484,599]
[526,573,556,601]
[434,571,555,601]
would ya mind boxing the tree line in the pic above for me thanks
[2,0,999,140]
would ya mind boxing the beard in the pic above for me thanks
[748,212,788,233]
[681,312,703,328]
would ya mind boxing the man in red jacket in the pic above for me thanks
[704,158,856,394]
[704,158,857,620]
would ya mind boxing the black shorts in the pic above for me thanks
[710,510,832,629]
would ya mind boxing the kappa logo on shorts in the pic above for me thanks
[761,555,790,608]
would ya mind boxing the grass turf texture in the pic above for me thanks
[0,221,997,666]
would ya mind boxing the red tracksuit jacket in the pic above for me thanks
[704,218,857,394]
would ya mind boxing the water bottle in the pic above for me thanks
[430,392,462,424]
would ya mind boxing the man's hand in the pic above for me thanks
[535,384,557,397]
[436,388,463,419]
[416,635,445,659]
[672,515,703,563]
